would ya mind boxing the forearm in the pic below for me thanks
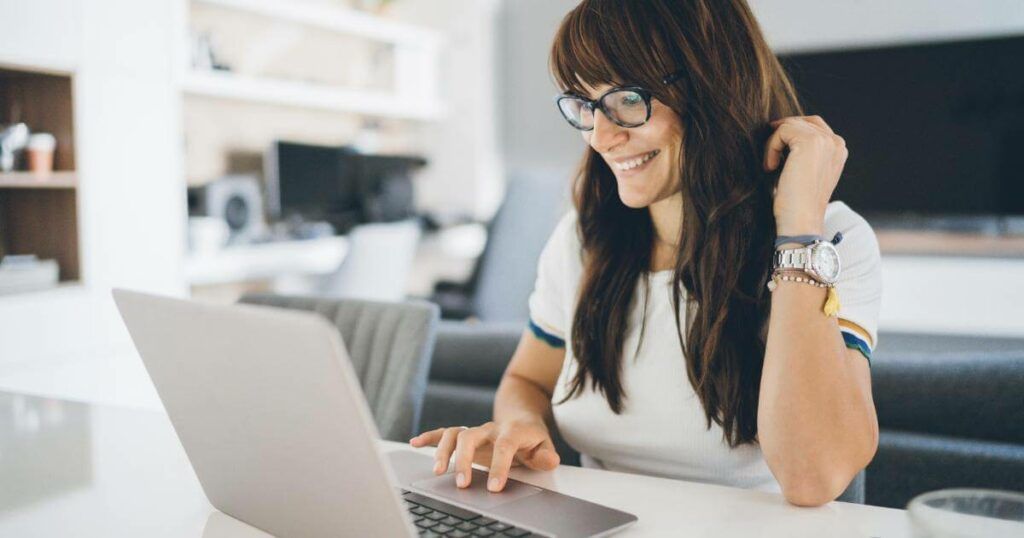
[758,280,878,505]
[493,373,555,428]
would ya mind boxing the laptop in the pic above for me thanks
[113,289,637,538]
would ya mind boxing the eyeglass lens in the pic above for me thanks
[558,89,649,130]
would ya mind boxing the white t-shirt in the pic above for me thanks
[527,201,882,492]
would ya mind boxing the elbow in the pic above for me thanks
[775,426,879,507]
[779,474,845,507]
[777,456,872,507]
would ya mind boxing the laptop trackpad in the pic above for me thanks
[411,468,543,510]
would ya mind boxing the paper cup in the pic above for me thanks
[26,133,56,176]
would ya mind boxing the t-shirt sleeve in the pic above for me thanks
[526,211,577,348]
[827,202,883,360]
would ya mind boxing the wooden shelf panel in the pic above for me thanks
[0,171,77,189]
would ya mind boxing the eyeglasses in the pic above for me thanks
[555,70,685,131]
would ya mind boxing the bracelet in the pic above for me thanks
[774,231,843,250]
[766,270,830,291]
[766,270,841,317]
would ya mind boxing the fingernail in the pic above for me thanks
[433,461,443,474]
[488,477,501,491]
[456,472,467,487]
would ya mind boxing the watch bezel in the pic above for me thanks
[809,241,841,284]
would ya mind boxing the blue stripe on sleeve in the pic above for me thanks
[841,330,872,364]
[528,319,566,348]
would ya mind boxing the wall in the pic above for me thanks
[390,0,505,220]
[747,0,1024,53]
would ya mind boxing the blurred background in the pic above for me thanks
[0,0,1023,512]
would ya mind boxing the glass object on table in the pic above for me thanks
[907,488,1024,538]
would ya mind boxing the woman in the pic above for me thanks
[411,0,881,507]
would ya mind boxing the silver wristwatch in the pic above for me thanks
[772,240,841,285]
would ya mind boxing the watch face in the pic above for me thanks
[811,242,841,283]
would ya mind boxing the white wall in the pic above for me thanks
[748,0,1024,53]
[0,0,187,366]
[0,0,81,73]
[497,0,582,181]
[390,0,505,220]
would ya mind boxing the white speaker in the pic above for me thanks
[188,175,266,243]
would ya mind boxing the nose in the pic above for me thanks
[587,108,627,154]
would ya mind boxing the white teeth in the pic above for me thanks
[613,150,659,171]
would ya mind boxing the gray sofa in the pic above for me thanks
[419,325,1024,509]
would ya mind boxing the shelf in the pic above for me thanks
[193,0,440,46]
[0,281,85,302]
[184,236,349,286]
[183,70,444,120]
[0,171,77,189]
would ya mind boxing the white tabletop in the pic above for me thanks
[0,390,911,537]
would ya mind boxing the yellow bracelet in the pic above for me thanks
[766,271,841,317]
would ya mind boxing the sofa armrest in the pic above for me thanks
[429,321,524,387]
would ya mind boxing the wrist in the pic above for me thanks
[774,210,823,234]
[775,241,807,250]
[776,220,824,237]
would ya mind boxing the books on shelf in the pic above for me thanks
[0,255,59,295]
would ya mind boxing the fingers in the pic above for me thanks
[520,438,561,471]
[486,436,520,492]
[764,116,842,171]
[452,425,492,488]
[433,427,464,474]
[763,122,797,171]
[409,427,445,447]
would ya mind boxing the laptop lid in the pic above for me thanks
[113,289,415,538]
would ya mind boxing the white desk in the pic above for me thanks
[0,390,911,537]
[184,237,349,286]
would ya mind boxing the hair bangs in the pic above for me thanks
[550,2,670,97]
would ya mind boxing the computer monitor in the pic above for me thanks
[265,141,426,233]
[264,141,362,232]
[778,34,1024,232]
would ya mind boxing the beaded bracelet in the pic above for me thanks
[766,271,829,290]
[767,270,841,316]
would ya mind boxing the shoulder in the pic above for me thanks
[553,209,579,239]
[824,200,871,235]
[824,201,880,260]
[543,209,582,257]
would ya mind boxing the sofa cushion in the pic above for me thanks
[867,429,1024,509]
[872,334,1024,445]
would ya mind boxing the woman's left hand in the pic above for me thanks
[764,115,848,236]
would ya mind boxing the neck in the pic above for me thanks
[649,192,683,248]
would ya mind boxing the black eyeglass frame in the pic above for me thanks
[554,69,686,132]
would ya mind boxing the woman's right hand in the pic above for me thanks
[408,420,561,492]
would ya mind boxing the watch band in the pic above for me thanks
[774,231,843,250]
[773,248,811,271]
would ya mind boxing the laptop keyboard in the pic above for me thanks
[401,489,539,537]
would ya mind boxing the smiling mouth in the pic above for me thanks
[612,150,660,171]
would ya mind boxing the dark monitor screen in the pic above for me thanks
[778,35,1024,220]
[266,141,361,228]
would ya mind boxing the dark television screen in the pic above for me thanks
[778,35,1024,220]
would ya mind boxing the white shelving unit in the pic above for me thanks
[184,236,349,286]
[184,0,444,120]
[182,69,442,120]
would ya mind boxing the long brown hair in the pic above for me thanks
[550,0,804,447]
